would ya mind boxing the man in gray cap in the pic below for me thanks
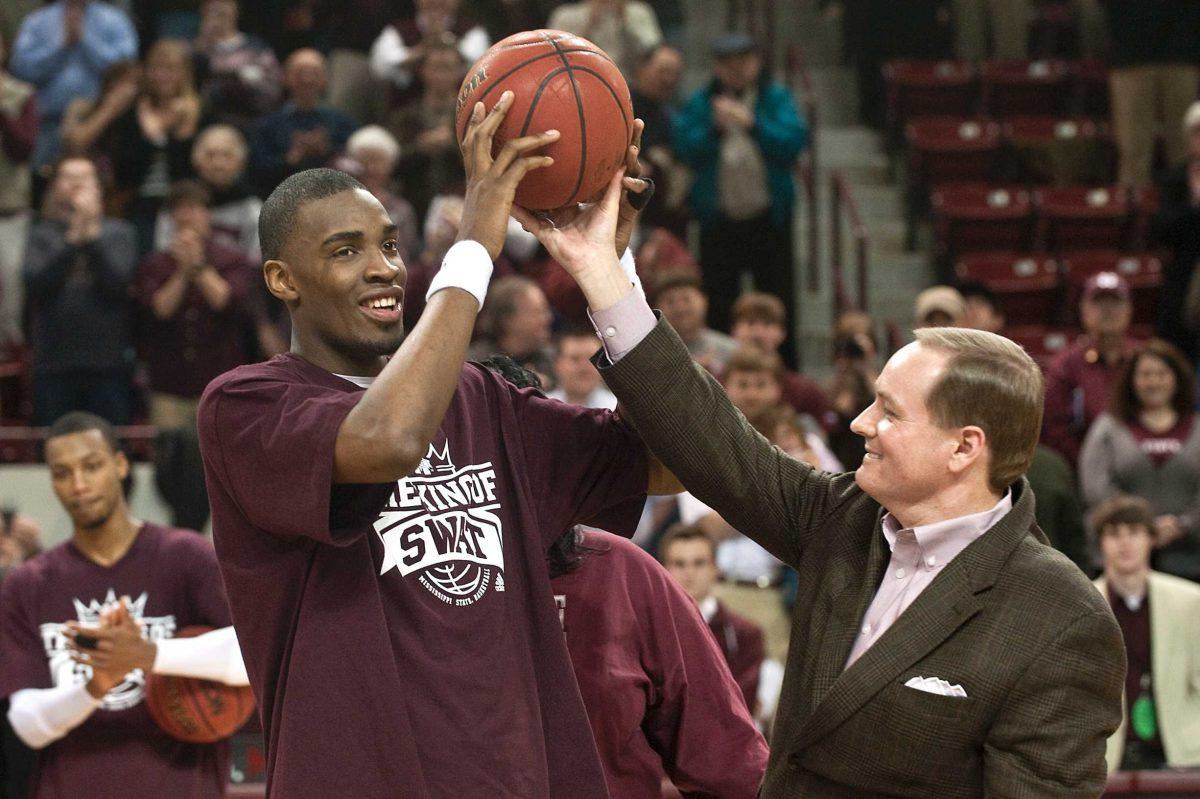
[671,32,807,367]
[1043,271,1138,466]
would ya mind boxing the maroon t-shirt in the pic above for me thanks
[551,532,768,799]
[1128,416,1194,466]
[0,524,233,799]
[197,353,648,798]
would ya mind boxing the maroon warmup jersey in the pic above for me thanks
[551,532,768,799]
[0,524,233,799]
[197,354,648,798]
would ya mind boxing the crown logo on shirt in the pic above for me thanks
[72,590,148,625]
[414,442,455,476]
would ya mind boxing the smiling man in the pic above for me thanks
[513,183,1128,796]
[196,94,675,797]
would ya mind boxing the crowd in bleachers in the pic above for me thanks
[0,0,1198,792]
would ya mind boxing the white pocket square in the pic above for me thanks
[904,675,968,698]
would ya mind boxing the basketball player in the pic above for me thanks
[0,412,249,799]
[196,94,676,797]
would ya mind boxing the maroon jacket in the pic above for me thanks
[708,600,765,714]
[552,532,768,799]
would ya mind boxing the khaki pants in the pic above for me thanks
[149,393,199,432]
[0,212,29,350]
[714,581,792,663]
[1110,64,1200,186]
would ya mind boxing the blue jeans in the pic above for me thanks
[33,370,133,427]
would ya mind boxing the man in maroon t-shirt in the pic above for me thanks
[0,413,246,799]
[197,96,676,797]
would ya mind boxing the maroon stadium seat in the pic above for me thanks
[981,60,1073,118]
[1001,116,1115,185]
[1060,250,1164,326]
[884,59,978,126]
[1003,324,1074,368]
[955,252,1062,325]
[907,117,1003,188]
[1035,185,1132,252]
[933,184,1035,259]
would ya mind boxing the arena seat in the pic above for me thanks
[1060,250,1164,326]
[981,59,1073,118]
[1035,185,1132,252]
[932,184,1035,259]
[955,252,1062,325]
[907,117,1003,188]
[1003,324,1074,367]
[884,59,978,126]
[1002,116,1115,185]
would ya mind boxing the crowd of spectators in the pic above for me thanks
[1,0,1200,789]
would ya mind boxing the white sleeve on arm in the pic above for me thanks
[153,626,250,687]
[8,684,102,749]
[587,249,656,361]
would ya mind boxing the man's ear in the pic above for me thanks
[264,259,299,303]
[948,425,987,477]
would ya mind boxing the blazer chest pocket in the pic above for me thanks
[890,680,977,723]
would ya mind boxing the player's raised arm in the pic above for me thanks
[328,93,557,483]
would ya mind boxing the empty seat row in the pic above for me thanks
[956,250,1162,327]
[886,59,1110,126]
[933,183,1159,259]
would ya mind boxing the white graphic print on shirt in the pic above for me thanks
[374,441,505,607]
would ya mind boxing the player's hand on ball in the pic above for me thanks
[615,118,654,257]
[458,91,559,261]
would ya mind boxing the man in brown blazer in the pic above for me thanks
[513,172,1126,798]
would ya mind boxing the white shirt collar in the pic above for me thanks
[698,595,719,623]
[334,373,375,388]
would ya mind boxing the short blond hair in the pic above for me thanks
[914,327,1044,493]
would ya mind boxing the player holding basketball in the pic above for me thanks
[0,412,249,799]
[196,93,677,797]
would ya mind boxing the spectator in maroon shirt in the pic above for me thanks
[131,179,254,431]
[659,522,764,716]
[731,291,836,432]
[1043,271,1138,467]
[195,0,283,132]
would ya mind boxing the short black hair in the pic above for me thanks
[259,168,367,261]
[46,412,120,455]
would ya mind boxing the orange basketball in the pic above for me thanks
[455,29,634,211]
[144,626,255,744]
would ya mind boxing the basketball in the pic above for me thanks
[144,626,256,744]
[455,29,634,211]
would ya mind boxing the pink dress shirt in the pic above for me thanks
[843,492,1012,668]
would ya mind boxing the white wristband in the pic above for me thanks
[619,247,644,297]
[426,240,494,310]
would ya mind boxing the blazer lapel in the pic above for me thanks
[793,480,1039,750]
[808,512,890,709]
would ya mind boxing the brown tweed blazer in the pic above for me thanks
[599,318,1126,799]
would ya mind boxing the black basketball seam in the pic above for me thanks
[567,65,632,143]
[473,49,617,106]
[543,32,587,208]
[183,681,223,740]
[517,65,569,139]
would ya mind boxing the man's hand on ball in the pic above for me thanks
[511,168,625,281]
[458,92,559,261]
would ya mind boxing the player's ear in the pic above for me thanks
[264,259,300,303]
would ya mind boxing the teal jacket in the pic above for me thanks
[671,76,807,226]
